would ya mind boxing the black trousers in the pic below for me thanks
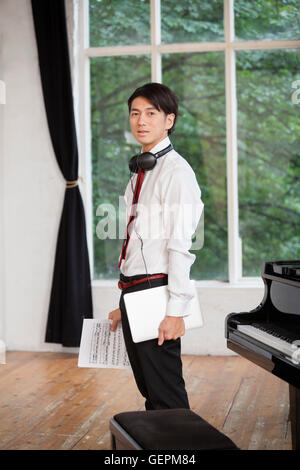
[119,272,190,411]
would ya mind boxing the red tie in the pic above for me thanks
[118,168,145,268]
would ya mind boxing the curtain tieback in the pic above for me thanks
[66,176,83,188]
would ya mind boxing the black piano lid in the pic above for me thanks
[262,260,300,316]
[265,260,300,281]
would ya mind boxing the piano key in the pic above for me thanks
[237,324,300,358]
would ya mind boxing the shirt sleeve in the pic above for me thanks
[162,166,203,317]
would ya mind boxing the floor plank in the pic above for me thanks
[0,352,291,450]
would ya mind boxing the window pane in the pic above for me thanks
[236,49,300,277]
[235,0,300,41]
[91,56,151,279]
[161,0,224,44]
[89,0,151,47]
[163,52,227,280]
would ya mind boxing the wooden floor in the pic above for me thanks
[0,351,291,450]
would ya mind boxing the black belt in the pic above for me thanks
[118,273,167,290]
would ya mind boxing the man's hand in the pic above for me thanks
[158,316,185,346]
[108,307,121,331]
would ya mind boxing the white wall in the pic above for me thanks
[92,281,264,356]
[0,0,264,355]
[0,0,68,352]
[0,69,5,343]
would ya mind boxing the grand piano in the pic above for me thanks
[225,260,300,450]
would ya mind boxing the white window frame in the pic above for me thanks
[76,0,300,285]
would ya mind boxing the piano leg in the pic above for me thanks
[289,385,300,450]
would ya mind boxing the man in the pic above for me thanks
[108,82,203,410]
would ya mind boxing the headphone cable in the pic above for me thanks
[129,169,152,288]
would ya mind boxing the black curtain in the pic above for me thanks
[31,0,93,347]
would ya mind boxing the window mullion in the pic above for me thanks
[151,0,162,83]
[225,0,242,283]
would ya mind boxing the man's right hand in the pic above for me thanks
[108,307,122,331]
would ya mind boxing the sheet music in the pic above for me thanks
[78,319,131,369]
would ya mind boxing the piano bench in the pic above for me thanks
[109,409,239,450]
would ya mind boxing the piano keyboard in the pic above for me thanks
[237,324,300,363]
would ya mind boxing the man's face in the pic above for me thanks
[129,96,175,152]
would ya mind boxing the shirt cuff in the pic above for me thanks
[165,296,192,317]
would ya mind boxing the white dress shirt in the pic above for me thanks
[119,136,204,317]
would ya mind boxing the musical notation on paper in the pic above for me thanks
[78,319,131,369]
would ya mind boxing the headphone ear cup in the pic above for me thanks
[137,152,157,171]
[129,154,139,173]
[128,152,157,172]
[128,144,173,173]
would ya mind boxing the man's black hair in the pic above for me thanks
[128,82,178,135]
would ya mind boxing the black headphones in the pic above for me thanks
[128,144,173,173]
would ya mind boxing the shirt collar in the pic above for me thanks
[145,136,171,155]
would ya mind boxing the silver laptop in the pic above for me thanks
[123,280,203,343]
